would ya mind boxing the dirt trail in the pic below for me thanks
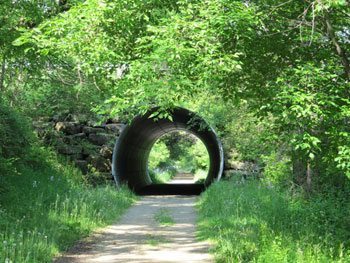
[168,173,195,184]
[55,196,213,263]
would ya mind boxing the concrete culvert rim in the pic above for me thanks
[112,107,224,195]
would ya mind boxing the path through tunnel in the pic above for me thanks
[112,107,224,195]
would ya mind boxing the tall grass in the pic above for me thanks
[0,148,135,263]
[197,179,350,262]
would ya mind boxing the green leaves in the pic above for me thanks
[335,145,350,179]
[293,133,321,160]
[4,0,350,187]
[100,0,253,115]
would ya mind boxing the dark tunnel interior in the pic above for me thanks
[112,107,224,195]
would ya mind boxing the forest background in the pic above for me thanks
[0,0,350,262]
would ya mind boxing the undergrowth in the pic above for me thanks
[0,147,135,263]
[197,179,350,262]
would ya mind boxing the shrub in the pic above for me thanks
[148,141,170,169]
[0,99,32,159]
[262,152,292,187]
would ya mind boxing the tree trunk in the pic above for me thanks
[292,154,307,186]
[324,12,350,80]
[0,56,6,92]
[306,161,312,194]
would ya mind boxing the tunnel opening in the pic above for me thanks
[147,131,210,185]
[112,107,224,195]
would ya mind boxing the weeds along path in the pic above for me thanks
[55,196,213,263]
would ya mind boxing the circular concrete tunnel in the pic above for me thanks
[112,107,224,195]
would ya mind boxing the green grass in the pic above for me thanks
[146,234,170,246]
[197,179,350,263]
[154,209,175,226]
[0,148,135,263]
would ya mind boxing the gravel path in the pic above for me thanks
[55,196,213,263]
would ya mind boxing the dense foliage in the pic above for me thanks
[2,0,348,191]
[0,0,349,261]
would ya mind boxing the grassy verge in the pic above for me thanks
[0,148,135,263]
[197,179,350,262]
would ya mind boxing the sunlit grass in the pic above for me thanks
[197,179,350,262]
[0,151,135,263]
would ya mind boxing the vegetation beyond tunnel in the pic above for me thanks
[147,131,210,184]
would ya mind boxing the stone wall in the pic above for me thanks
[223,149,261,179]
[33,114,260,184]
[33,115,125,184]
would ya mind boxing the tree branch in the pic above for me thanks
[324,12,350,79]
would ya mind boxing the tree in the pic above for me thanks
[10,0,350,191]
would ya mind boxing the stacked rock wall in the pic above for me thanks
[33,114,261,185]
[33,116,125,184]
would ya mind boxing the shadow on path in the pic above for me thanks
[55,196,213,263]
